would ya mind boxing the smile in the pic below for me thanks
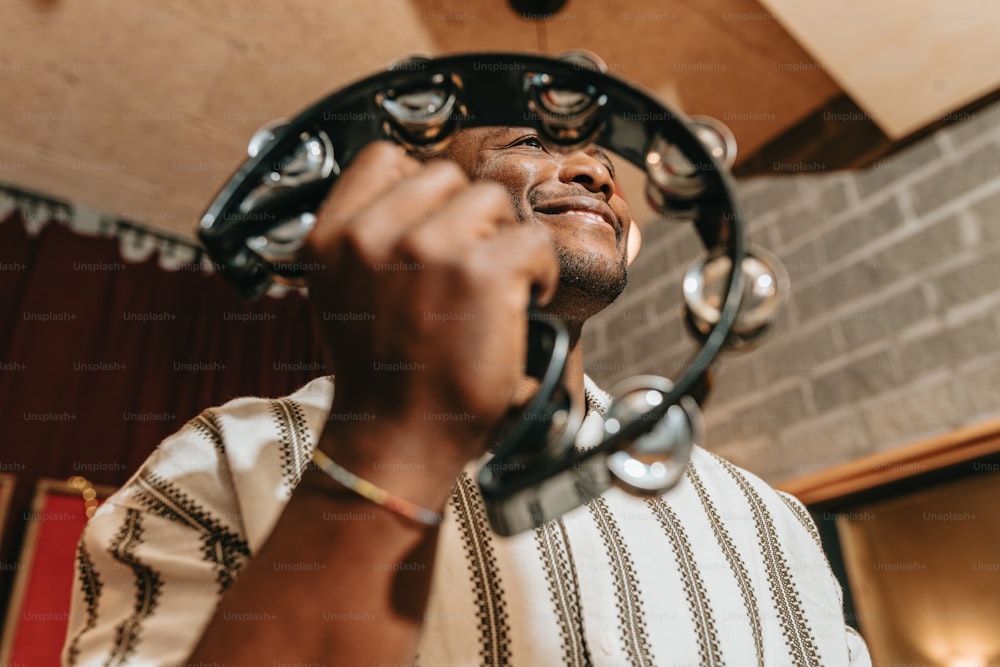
[534,198,620,234]
[552,209,611,226]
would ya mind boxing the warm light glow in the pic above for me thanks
[947,655,987,667]
[923,632,999,667]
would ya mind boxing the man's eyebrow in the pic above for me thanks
[487,126,523,141]
[486,127,617,175]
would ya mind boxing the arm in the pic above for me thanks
[186,143,558,664]
[774,490,873,667]
[66,142,555,666]
[186,420,457,665]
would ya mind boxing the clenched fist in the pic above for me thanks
[302,142,559,510]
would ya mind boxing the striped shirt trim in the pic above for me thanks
[588,497,655,667]
[133,471,250,592]
[452,473,511,666]
[268,398,312,493]
[65,541,104,666]
[776,491,823,551]
[534,519,591,667]
[188,408,225,456]
[846,626,865,661]
[687,465,764,667]
[714,454,821,667]
[647,496,724,666]
[105,509,161,666]
[775,490,844,608]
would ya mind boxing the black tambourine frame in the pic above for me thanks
[198,53,747,535]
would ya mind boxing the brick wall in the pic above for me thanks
[583,101,1000,484]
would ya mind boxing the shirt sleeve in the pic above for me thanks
[62,377,334,667]
[774,489,873,667]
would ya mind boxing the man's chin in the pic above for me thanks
[555,248,628,309]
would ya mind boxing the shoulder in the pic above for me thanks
[686,445,824,546]
[112,375,336,551]
[64,377,337,665]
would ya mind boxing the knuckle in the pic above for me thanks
[352,142,417,179]
[473,181,508,198]
[470,181,512,209]
[396,231,434,263]
[424,159,469,183]
[516,223,552,249]
[337,226,375,261]
[358,140,408,164]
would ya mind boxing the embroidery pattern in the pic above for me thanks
[452,473,512,666]
[105,510,162,666]
[588,497,655,667]
[65,541,104,666]
[775,491,823,551]
[713,454,820,667]
[188,408,225,456]
[534,519,592,667]
[687,465,764,667]
[133,471,250,593]
[647,496,724,666]
[268,398,312,492]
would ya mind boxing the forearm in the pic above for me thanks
[188,422,460,665]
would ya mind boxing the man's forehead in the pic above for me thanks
[452,126,616,163]
[452,126,526,142]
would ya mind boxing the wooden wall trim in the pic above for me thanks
[734,87,1000,177]
[775,417,1000,505]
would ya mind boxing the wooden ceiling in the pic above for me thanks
[759,0,1000,140]
[1,0,996,238]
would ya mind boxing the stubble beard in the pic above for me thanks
[556,245,628,308]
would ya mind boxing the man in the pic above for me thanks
[64,127,871,666]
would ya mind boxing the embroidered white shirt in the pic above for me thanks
[63,376,871,666]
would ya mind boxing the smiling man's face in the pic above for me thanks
[440,126,635,321]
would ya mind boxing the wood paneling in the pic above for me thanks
[759,0,1000,139]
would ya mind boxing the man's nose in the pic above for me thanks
[558,151,614,200]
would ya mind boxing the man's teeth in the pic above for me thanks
[560,210,606,225]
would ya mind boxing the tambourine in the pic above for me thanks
[198,51,788,535]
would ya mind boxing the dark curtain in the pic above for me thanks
[0,209,326,613]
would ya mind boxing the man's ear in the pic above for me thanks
[626,220,642,266]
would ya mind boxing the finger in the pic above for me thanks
[357,160,470,237]
[312,142,420,239]
[476,224,559,308]
[402,181,517,254]
[308,157,472,262]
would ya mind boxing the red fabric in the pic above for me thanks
[5,493,102,667]
[0,210,325,615]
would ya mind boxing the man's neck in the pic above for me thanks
[512,328,588,419]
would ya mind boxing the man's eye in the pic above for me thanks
[514,136,545,149]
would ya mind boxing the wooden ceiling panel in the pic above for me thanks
[1,134,188,227]
[1,3,233,118]
[757,0,1000,138]
[541,1,839,158]
[413,0,841,159]
[0,0,863,238]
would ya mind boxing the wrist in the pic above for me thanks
[316,413,470,514]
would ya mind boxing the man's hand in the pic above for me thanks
[302,142,559,509]
[190,142,558,666]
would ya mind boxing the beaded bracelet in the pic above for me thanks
[310,448,444,527]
